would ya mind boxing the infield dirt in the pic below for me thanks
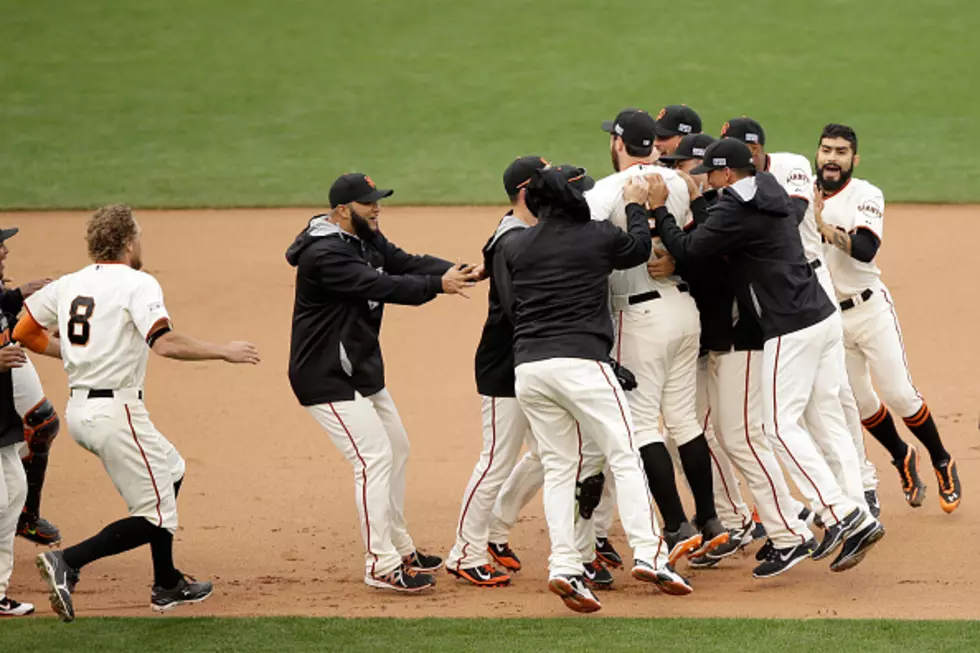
[6,205,979,619]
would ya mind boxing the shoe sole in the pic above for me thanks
[17,532,62,547]
[595,553,623,569]
[689,557,720,569]
[364,576,436,593]
[752,553,811,579]
[939,497,961,514]
[0,609,36,617]
[830,526,885,573]
[446,568,511,587]
[548,578,601,613]
[667,535,702,566]
[487,549,522,573]
[630,566,693,595]
[151,588,214,613]
[693,532,731,558]
[35,554,73,623]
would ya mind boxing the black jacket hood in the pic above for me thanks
[726,172,794,218]
[286,216,344,267]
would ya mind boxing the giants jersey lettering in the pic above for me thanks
[25,263,171,389]
[820,177,885,298]
[767,152,822,263]
[585,164,691,297]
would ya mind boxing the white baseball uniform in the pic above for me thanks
[25,263,185,534]
[767,153,877,501]
[586,165,702,450]
[821,178,925,424]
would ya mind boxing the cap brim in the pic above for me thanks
[687,163,717,175]
[655,125,680,138]
[657,153,692,163]
[357,189,394,203]
[579,175,596,192]
[0,228,19,241]
[600,120,616,133]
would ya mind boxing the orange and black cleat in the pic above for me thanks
[17,513,61,547]
[447,564,511,587]
[891,446,926,508]
[487,542,521,572]
[934,458,961,514]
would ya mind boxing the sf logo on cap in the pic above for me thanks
[365,175,376,189]
[656,107,667,120]
[720,121,730,137]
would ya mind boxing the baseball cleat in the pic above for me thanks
[548,575,602,613]
[865,489,881,518]
[151,574,214,612]
[17,514,61,547]
[688,553,720,569]
[402,550,444,573]
[632,560,693,595]
[755,539,774,562]
[892,446,926,507]
[934,459,961,514]
[753,538,816,579]
[36,551,75,622]
[664,522,702,566]
[447,563,510,587]
[830,520,885,572]
[365,565,436,593]
[750,508,767,541]
[595,537,623,569]
[583,559,614,590]
[487,542,521,572]
[811,508,861,561]
[692,517,730,558]
[0,597,35,617]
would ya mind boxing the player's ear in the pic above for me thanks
[852,153,861,168]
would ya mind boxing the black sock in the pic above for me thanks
[62,517,157,570]
[678,435,717,524]
[150,528,181,589]
[902,404,949,466]
[21,452,48,516]
[638,442,687,532]
[861,405,909,462]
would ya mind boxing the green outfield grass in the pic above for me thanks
[1,0,977,209]
[2,617,977,653]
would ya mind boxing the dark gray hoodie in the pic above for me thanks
[655,171,834,341]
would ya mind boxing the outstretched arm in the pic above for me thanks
[149,326,260,364]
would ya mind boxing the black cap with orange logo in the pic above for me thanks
[503,156,549,197]
[329,173,394,208]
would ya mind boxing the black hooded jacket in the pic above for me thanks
[286,216,453,406]
[655,172,834,341]
[499,168,653,365]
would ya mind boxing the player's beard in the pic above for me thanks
[816,161,853,193]
[350,210,377,242]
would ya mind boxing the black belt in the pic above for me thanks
[70,389,143,400]
[839,289,873,311]
[629,283,690,306]
[809,259,823,270]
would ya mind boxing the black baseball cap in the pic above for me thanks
[658,133,717,163]
[601,108,657,149]
[689,139,755,175]
[329,173,394,208]
[655,105,702,138]
[720,117,766,145]
[0,228,18,242]
[503,155,549,197]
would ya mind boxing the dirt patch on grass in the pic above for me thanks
[7,205,979,619]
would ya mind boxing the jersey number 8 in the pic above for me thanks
[68,296,96,346]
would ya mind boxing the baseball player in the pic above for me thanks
[14,204,260,622]
[655,139,885,577]
[0,292,33,616]
[653,105,703,157]
[288,173,477,593]
[0,230,63,546]
[722,117,880,518]
[445,156,548,588]
[588,108,729,563]
[813,123,961,513]
[499,164,690,613]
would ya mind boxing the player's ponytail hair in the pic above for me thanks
[87,204,138,262]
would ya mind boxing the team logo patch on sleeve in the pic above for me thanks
[857,200,883,219]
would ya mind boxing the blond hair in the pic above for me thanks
[87,204,137,262]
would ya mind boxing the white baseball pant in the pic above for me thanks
[447,396,534,570]
[841,285,924,422]
[515,358,667,577]
[0,442,28,597]
[612,291,703,449]
[807,265,878,491]
[706,350,811,547]
[66,390,184,534]
[763,313,870,530]
[307,387,415,579]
